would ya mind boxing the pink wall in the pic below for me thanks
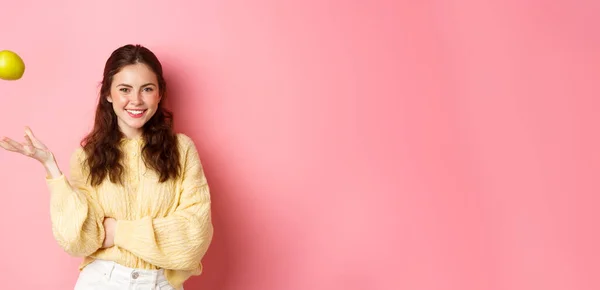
[0,0,598,289]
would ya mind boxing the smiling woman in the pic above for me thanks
[0,44,214,290]
[108,63,161,137]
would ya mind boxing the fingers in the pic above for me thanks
[0,136,36,157]
[2,137,22,149]
[24,134,35,148]
[24,126,46,149]
[0,127,47,157]
[22,135,36,155]
[0,139,16,151]
[0,137,21,152]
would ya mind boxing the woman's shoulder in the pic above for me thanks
[175,132,193,145]
[175,133,203,168]
[71,145,87,161]
[175,133,199,152]
[68,146,90,171]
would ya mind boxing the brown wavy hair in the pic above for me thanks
[81,44,181,187]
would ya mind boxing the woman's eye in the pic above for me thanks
[144,87,154,92]
[120,88,129,93]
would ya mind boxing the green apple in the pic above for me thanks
[0,50,25,80]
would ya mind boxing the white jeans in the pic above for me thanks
[74,259,181,290]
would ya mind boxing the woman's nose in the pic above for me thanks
[129,91,143,104]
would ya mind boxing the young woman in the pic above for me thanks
[0,44,213,290]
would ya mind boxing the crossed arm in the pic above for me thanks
[47,140,213,271]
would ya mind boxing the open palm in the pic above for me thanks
[0,127,53,163]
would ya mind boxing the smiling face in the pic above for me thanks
[107,62,162,138]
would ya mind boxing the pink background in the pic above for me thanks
[0,0,599,289]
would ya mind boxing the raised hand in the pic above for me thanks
[0,126,54,164]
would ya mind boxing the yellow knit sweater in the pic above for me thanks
[45,133,213,289]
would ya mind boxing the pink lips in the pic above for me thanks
[126,109,146,118]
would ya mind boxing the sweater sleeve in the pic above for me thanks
[113,138,214,271]
[46,148,106,257]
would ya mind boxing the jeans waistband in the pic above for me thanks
[87,259,165,284]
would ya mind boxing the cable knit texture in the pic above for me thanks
[46,133,213,290]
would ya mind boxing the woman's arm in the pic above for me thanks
[46,148,106,257]
[0,128,106,257]
[111,137,214,271]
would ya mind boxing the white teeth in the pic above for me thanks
[126,110,144,114]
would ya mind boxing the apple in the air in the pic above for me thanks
[0,50,25,80]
